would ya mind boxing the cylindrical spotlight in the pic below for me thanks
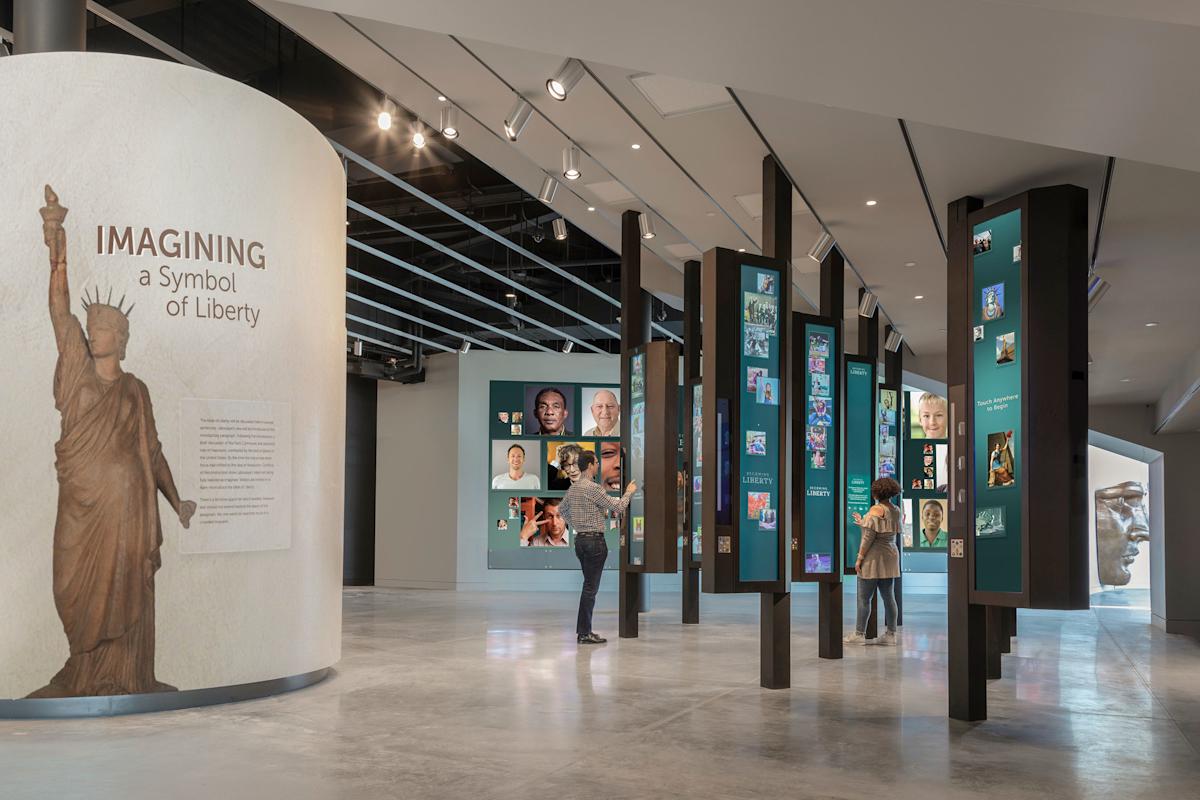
[562,341,574,354]
[858,290,879,318]
[412,131,427,149]
[440,105,459,139]
[546,58,585,101]
[352,338,364,357]
[807,231,835,263]
[504,97,533,141]
[638,212,656,240]
[552,218,569,240]
[376,109,393,131]
[562,145,581,180]
[884,328,905,353]
[459,340,471,354]
[537,176,559,204]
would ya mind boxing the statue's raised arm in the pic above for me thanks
[40,185,73,343]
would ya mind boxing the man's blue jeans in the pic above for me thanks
[856,577,897,635]
[575,536,608,636]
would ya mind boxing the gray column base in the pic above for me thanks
[0,667,331,719]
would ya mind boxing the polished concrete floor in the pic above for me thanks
[2,587,1198,799]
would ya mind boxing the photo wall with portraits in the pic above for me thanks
[488,380,622,569]
[902,389,950,554]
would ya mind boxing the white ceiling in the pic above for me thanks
[259,0,1200,420]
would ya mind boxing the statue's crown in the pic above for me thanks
[82,287,134,329]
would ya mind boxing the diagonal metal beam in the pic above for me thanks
[347,291,500,351]
[348,237,606,354]
[348,267,555,352]
[347,313,456,353]
[349,198,617,341]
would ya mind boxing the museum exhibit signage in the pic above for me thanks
[487,380,622,569]
[0,53,345,709]
[701,249,789,593]
[902,389,950,553]
[965,187,1088,609]
[793,314,842,581]
[843,357,875,574]
[622,341,681,573]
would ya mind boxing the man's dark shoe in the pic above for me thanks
[577,632,607,644]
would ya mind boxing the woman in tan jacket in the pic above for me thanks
[845,477,903,646]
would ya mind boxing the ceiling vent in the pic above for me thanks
[630,73,733,118]
[734,191,811,220]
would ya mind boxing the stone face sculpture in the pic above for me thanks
[1094,481,1150,587]
[28,186,196,698]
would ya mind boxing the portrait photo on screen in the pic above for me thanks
[806,425,827,452]
[973,229,992,254]
[811,372,830,397]
[935,444,949,491]
[808,397,833,427]
[808,332,830,358]
[908,390,948,440]
[976,505,1007,538]
[744,325,770,358]
[986,430,1016,487]
[748,491,770,520]
[518,496,571,547]
[916,499,948,549]
[756,272,777,295]
[805,553,832,574]
[746,367,767,393]
[900,499,914,548]
[746,430,767,456]
[996,332,1016,365]
[878,390,897,425]
[524,384,574,436]
[758,508,777,530]
[491,440,542,490]
[546,441,597,490]
[756,377,780,406]
[580,387,621,437]
[598,439,623,493]
[743,292,778,333]
[981,282,1005,322]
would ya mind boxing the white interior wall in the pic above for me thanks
[1087,444,1151,591]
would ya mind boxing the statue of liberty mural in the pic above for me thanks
[28,186,196,698]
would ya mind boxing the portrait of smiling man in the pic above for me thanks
[583,388,620,437]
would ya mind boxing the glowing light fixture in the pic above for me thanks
[504,97,533,141]
[866,199,878,206]
[412,131,427,149]
[562,341,574,353]
[638,213,656,239]
[547,58,585,101]
[552,218,569,240]
[376,109,393,131]
[440,106,459,139]
[562,145,581,180]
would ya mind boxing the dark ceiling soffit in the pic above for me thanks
[898,118,947,257]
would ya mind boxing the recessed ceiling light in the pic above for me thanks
[587,206,595,212]
[631,143,641,150]
[904,261,916,267]
[706,211,716,217]
[412,131,426,149]
[738,248,746,252]
[866,199,878,206]
[504,292,517,299]
[914,295,924,300]
[1145,322,1159,327]
[376,110,392,131]
[437,95,447,102]
[1120,377,1132,383]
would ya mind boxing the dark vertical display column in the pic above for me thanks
[682,259,701,624]
[843,357,876,574]
[625,341,681,575]
[700,247,789,688]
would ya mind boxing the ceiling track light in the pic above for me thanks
[459,340,471,354]
[562,340,574,354]
[884,328,905,353]
[537,175,559,204]
[638,212,656,240]
[376,100,394,131]
[547,58,585,101]
[352,338,364,357]
[807,231,835,263]
[562,145,581,180]
[440,105,459,139]
[504,97,533,141]
[412,131,427,149]
[858,291,879,318]
[552,217,569,240]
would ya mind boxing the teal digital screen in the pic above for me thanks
[971,208,1023,593]
[877,388,898,480]
[800,321,836,574]
[844,360,873,571]
[628,353,646,566]
[738,263,782,582]
[691,382,703,559]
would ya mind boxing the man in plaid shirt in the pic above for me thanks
[561,450,637,644]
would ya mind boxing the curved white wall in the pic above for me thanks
[0,53,345,698]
